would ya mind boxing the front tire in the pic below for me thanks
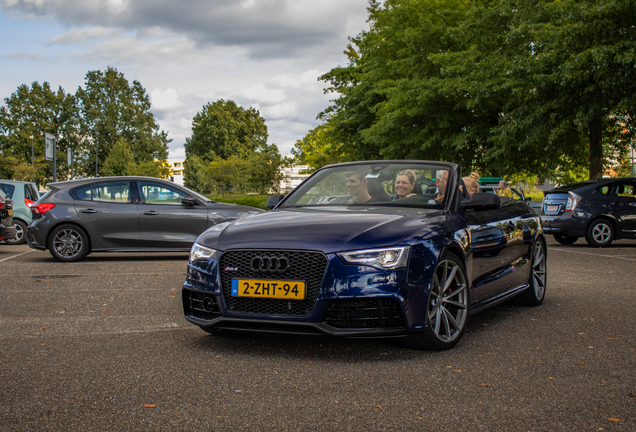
[5,219,27,245]
[48,224,90,262]
[519,238,547,306]
[403,252,470,350]
[553,233,578,245]
[585,219,614,247]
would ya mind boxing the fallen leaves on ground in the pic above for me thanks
[144,404,156,408]
[608,418,621,422]
[478,384,490,387]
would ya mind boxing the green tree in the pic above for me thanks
[133,160,170,179]
[245,144,287,194]
[184,155,213,194]
[102,138,136,176]
[205,155,248,198]
[0,81,80,181]
[471,0,636,179]
[185,99,268,161]
[320,0,636,179]
[76,67,169,176]
[292,123,342,172]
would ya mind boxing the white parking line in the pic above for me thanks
[0,250,33,263]
[551,247,636,261]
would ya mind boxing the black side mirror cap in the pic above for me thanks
[266,194,285,210]
[461,193,501,211]
[181,197,197,206]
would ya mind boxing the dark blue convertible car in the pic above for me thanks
[182,161,547,350]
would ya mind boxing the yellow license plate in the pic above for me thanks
[231,279,306,300]
[7,210,12,215]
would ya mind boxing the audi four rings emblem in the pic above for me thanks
[251,256,290,272]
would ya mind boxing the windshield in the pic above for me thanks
[279,162,453,210]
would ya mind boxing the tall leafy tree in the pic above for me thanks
[292,123,342,172]
[185,99,268,161]
[320,0,636,179]
[0,81,80,182]
[245,144,287,194]
[205,155,248,198]
[184,155,213,194]
[76,67,169,176]
[102,138,136,176]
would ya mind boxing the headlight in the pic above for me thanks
[338,246,410,270]
[189,243,217,263]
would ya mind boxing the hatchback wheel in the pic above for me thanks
[553,233,578,245]
[403,253,469,350]
[519,238,547,306]
[48,224,90,262]
[5,219,27,245]
[585,219,614,247]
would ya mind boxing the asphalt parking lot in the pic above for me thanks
[1,237,634,431]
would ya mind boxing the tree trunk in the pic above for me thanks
[221,183,225,199]
[589,116,603,180]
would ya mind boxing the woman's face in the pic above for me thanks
[395,175,414,198]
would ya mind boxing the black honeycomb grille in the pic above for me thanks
[183,290,221,320]
[323,298,405,329]
[220,250,328,317]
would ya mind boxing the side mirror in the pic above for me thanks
[461,193,501,211]
[267,194,285,210]
[181,197,197,206]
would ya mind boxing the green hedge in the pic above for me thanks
[207,194,270,210]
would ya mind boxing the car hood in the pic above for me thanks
[197,209,435,253]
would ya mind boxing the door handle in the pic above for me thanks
[81,209,97,214]
[629,202,636,207]
[143,211,159,215]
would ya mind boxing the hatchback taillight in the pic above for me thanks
[25,198,35,208]
[0,200,4,210]
[565,192,582,212]
[31,203,56,214]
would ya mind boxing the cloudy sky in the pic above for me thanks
[0,0,371,159]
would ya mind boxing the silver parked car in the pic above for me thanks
[26,176,264,262]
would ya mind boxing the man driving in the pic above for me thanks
[346,170,374,204]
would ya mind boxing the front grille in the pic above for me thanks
[183,290,221,320]
[323,298,405,329]
[219,250,328,317]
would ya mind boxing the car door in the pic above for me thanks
[134,180,208,249]
[465,202,535,303]
[610,181,636,236]
[73,181,139,249]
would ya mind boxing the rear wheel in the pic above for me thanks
[403,253,469,350]
[519,238,547,306]
[585,219,614,247]
[5,219,27,245]
[553,233,578,245]
[48,224,90,262]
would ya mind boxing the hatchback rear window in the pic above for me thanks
[72,182,131,203]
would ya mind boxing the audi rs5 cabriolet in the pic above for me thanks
[182,161,547,350]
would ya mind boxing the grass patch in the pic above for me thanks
[207,193,271,210]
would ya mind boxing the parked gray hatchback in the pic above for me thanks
[27,176,264,262]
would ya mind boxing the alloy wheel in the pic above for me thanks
[427,258,469,343]
[52,228,84,259]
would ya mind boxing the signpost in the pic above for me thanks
[67,148,73,180]
[44,133,57,182]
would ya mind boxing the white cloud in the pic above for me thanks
[150,88,183,112]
